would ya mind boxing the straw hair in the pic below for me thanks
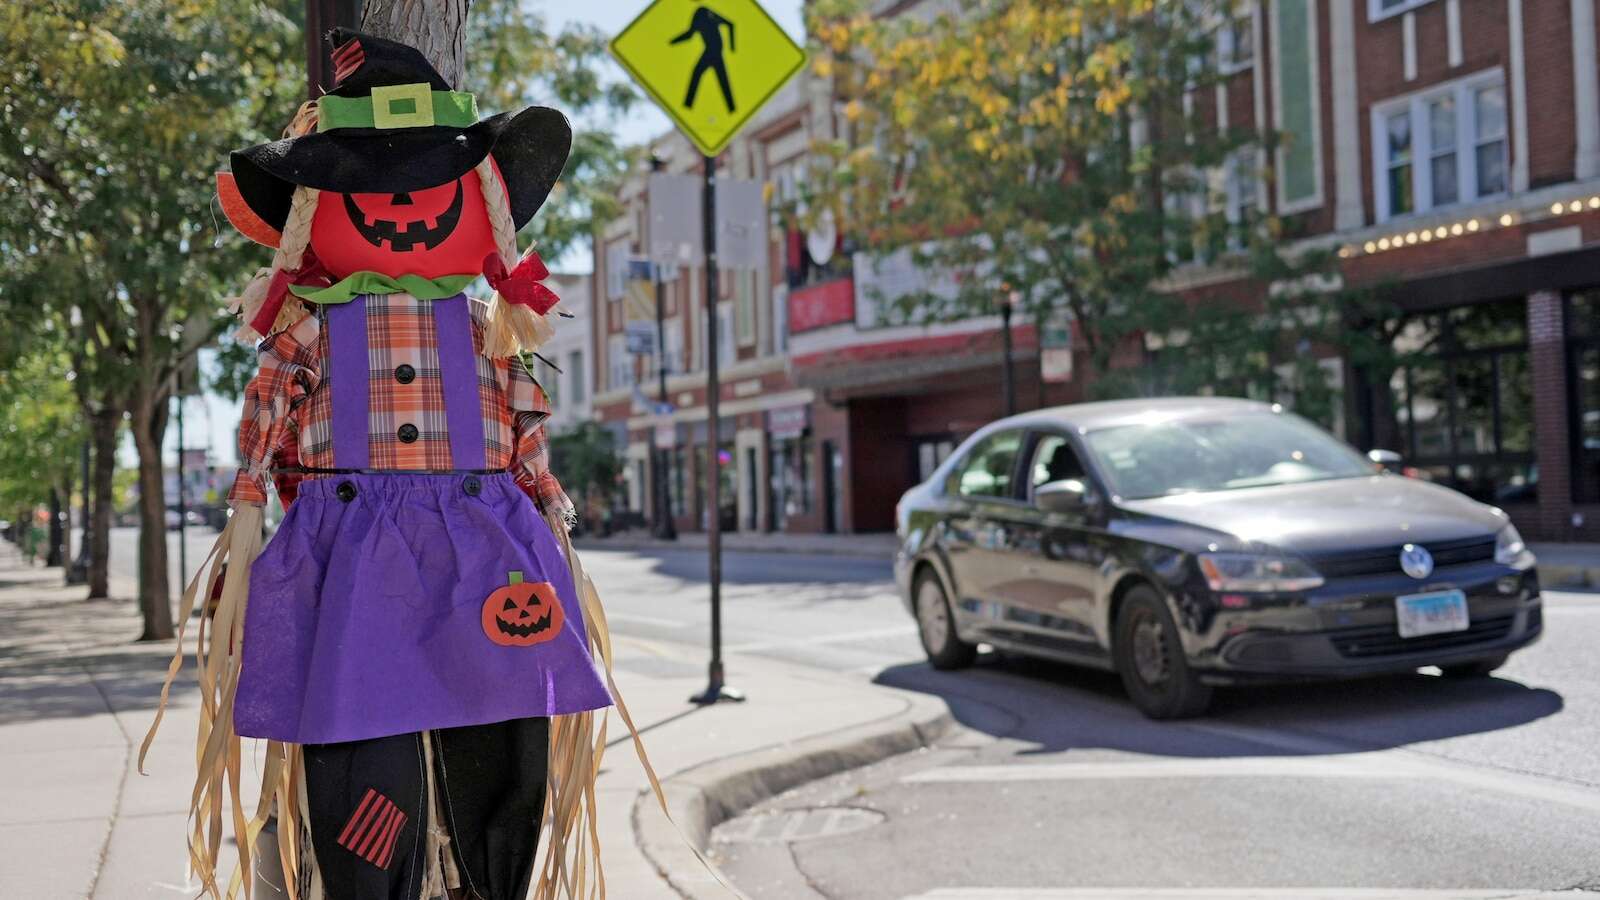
[476,156,557,357]
[228,186,320,343]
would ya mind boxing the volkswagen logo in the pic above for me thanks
[1400,543,1435,580]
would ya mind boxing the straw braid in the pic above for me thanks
[228,186,320,343]
[476,157,557,357]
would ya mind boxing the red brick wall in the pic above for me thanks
[1525,0,1578,187]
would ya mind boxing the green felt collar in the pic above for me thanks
[289,271,478,303]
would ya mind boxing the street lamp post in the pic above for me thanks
[999,288,1020,417]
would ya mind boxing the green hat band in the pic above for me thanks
[318,83,479,132]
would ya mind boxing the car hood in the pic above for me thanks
[1116,475,1506,557]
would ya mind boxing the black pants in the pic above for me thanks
[302,717,549,900]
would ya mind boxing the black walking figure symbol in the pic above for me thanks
[671,5,736,113]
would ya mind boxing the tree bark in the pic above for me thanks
[131,392,173,641]
[360,0,469,86]
[87,408,119,599]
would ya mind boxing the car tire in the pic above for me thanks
[1438,654,1508,679]
[914,569,976,670]
[1113,584,1213,719]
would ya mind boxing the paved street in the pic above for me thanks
[710,585,1600,899]
[82,534,1600,898]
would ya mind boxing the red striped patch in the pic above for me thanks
[336,789,408,869]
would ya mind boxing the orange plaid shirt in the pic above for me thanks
[228,293,569,518]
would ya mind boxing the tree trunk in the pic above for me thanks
[360,0,469,85]
[87,409,119,599]
[131,393,173,641]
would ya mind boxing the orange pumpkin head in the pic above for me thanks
[308,162,502,281]
[481,570,564,647]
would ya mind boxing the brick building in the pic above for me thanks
[593,0,1600,542]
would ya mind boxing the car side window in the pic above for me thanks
[1030,434,1087,495]
[955,431,1024,499]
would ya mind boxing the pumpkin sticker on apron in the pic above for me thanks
[481,570,565,646]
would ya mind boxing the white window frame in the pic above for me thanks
[1368,0,1436,23]
[1371,69,1508,223]
[1217,5,1256,75]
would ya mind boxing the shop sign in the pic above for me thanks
[767,404,809,438]
[1040,310,1075,383]
[788,278,855,334]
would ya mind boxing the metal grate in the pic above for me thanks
[1328,614,1515,658]
[1312,537,1496,580]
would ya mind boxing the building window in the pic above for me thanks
[568,351,585,405]
[540,359,560,409]
[1387,299,1535,505]
[607,334,634,391]
[915,437,956,482]
[1271,0,1322,212]
[1369,0,1437,23]
[1373,72,1507,222]
[1570,292,1600,503]
[1224,151,1259,250]
[735,271,756,347]
[768,433,813,529]
[1217,7,1254,74]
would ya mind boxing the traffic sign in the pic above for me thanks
[610,0,807,157]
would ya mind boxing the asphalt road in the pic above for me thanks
[98,531,1600,896]
[703,582,1600,899]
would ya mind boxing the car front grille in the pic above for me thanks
[1328,614,1516,659]
[1312,537,1496,580]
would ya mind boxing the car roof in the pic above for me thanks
[988,396,1278,434]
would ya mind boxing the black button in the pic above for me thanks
[336,481,357,502]
[394,364,416,384]
[397,423,419,443]
[463,476,482,496]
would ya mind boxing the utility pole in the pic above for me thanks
[1000,288,1019,417]
[691,152,742,705]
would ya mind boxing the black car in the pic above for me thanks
[894,397,1543,719]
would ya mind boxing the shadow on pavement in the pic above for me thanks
[874,651,1563,757]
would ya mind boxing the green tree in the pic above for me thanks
[0,347,86,567]
[548,420,622,527]
[805,0,1256,378]
[0,0,303,638]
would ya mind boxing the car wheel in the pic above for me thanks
[914,569,976,670]
[1438,654,1508,679]
[1113,584,1213,719]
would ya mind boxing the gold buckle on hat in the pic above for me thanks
[370,83,435,129]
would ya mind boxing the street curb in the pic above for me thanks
[630,687,954,899]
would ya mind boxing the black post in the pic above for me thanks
[1000,299,1016,417]
[650,154,676,541]
[176,382,187,589]
[67,440,90,584]
[691,153,743,705]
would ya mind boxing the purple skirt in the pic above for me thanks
[234,472,612,745]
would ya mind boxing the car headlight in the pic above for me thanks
[1197,552,1324,593]
[1494,524,1536,570]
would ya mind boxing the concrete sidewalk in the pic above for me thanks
[0,545,948,899]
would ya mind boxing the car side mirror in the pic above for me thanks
[1036,478,1091,514]
[1367,449,1403,473]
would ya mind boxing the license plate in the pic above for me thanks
[1395,589,1469,639]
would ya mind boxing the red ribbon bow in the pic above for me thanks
[483,250,560,316]
[249,249,333,337]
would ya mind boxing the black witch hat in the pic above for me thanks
[227,28,571,237]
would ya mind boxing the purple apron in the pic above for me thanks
[234,295,612,745]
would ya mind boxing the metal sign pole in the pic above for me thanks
[692,153,743,705]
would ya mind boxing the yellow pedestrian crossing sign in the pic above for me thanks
[610,0,807,157]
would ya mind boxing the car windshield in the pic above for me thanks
[1082,411,1374,500]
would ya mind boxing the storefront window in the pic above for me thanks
[1571,293,1600,503]
[768,434,813,529]
[669,447,687,516]
[1390,298,1535,504]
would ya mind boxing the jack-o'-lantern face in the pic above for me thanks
[481,571,564,647]
[309,164,501,281]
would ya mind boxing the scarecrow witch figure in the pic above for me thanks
[143,30,625,900]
